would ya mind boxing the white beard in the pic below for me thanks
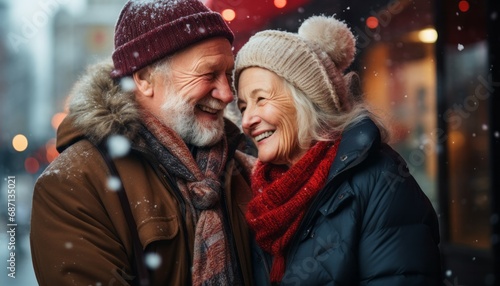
[159,93,225,147]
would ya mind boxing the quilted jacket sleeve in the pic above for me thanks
[357,146,441,286]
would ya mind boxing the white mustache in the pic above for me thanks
[198,99,226,111]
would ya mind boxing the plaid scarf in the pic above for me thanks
[246,140,339,283]
[139,111,237,285]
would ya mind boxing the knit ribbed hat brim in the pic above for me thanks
[234,16,357,114]
[111,0,234,79]
[234,30,341,112]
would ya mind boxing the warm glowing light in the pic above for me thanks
[25,157,40,174]
[12,134,28,152]
[46,139,59,163]
[458,1,470,12]
[51,112,67,130]
[221,9,236,21]
[418,28,438,43]
[366,16,379,29]
[274,0,287,8]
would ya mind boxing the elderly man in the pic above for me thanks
[30,1,255,285]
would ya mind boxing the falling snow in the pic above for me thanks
[145,252,162,269]
[107,176,122,192]
[107,135,131,158]
[457,44,464,51]
[120,77,136,92]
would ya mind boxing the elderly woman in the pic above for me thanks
[233,16,441,285]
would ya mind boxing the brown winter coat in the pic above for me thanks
[30,61,255,286]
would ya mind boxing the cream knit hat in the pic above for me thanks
[233,15,356,113]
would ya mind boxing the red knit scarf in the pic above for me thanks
[245,140,340,283]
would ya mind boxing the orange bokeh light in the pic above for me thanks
[46,139,59,163]
[221,9,236,21]
[366,16,379,29]
[274,0,287,8]
[12,134,28,152]
[51,112,67,130]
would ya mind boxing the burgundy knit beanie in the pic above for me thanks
[111,0,234,79]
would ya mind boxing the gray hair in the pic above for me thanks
[149,56,173,81]
[282,72,390,148]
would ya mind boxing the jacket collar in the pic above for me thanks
[327,118,381,181]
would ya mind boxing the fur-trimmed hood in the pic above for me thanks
[57,60,141,152]
[56,60,245,154]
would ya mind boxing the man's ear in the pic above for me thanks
[133,67,154,97]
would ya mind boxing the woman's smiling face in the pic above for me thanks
[237,67,304,166]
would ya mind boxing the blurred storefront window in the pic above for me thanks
[360,1,439,210]
[352,0,497,283]
[445,42,491,249]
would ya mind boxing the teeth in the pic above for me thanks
[255,131,274,142]
[198,105,218,114]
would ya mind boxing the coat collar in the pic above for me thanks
[327,118,381,181]
[56,60,246,155]
[311,118,381,217]
[57,60,141,152]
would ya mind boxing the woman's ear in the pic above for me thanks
[133,67,154,97]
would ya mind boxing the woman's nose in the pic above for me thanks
[241,107,260,131]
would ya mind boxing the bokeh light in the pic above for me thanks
[46,138,59,162]
[221,9,236,21]
[366,16,379,29]
[418,28,438,43]
[12,134,28,152]
[458,1,470,12]
[51,112,67,130]
[274,0,287,9]
[25,157,40,174]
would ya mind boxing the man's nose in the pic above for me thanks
[212,75,234,104]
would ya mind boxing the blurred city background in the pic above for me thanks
[0,0,499,285]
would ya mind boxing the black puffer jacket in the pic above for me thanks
[251,118,441,286]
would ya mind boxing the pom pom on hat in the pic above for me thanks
[298,16,356,72]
